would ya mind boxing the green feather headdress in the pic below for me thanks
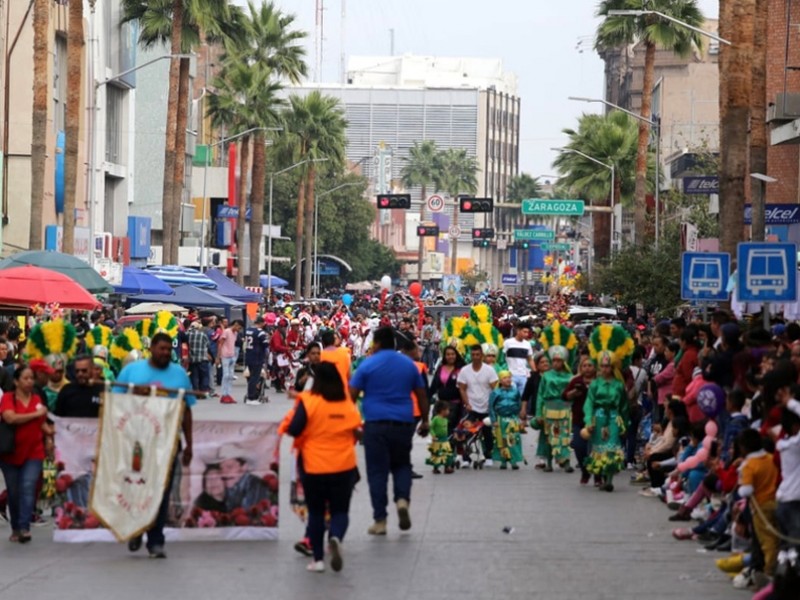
[26,319,78,362]
[539,321,578,367]
[86,325,112,351]
[588,323,634,379]
[109,328,146,375]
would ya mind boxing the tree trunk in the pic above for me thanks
[161,0,183,265]
[170,57,190,265]
[450,194,459,274]
[719,0,754,260]
[294,167,306,297]
[249,133,266,287]
[633,40,656,247]
[29,0,49,250]
[749,0,767,242]
[236,136,250,285]
[303,166,316,298]
[63,0,84,255]
[417,184,426,282]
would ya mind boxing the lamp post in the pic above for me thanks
[551,147,614,257]
[568,95,662,249]
[313,182,361,296]
[198,126,280,272]
[606,9,732,45]
[749,173,778,242]
[89,53,191,267]
[267,158,328,299]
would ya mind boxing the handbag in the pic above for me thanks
[0,394,20,455]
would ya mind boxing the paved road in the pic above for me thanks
[0,381,733,600]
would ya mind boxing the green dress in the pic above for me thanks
[535,369,573,463]
[583,376,629,478]
[489,386,524,466]
[426,415,454,469]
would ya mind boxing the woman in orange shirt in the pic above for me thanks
[286,362,362,573]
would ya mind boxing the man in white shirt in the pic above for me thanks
[503,322,534,396]
[457,345,499,465]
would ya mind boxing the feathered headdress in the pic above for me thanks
[109,328,146,375]
[442,304,505,364]
[135,311,180,348]
[86,325,113,359]
[588,323,635,379]
[25,319,78,365]
[539,321,578,368]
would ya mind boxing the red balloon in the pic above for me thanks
[409,282,422,298]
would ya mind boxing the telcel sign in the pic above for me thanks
[683,176,719,195]
[744,204,800,225]
[521,199,585,216]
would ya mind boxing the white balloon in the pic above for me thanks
[380,275,392,290]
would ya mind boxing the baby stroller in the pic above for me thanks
[450,415,487,470]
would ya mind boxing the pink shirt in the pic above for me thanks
[219,328,237,359]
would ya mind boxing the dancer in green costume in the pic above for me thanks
[535,347,574,472]
[489,371,525,469]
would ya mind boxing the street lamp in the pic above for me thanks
[88,53,192,267]
[606,9,732,45]
[568,95,662,249]
[198,126,281,272]
[551,147,615,257]
[749,173,778,242]
[266,158,328,299]
[313,182,361,296]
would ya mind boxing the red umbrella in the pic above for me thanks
[0,265,101,310]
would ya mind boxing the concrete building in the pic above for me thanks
[286,55,520,283]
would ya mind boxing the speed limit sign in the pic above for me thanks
[427,194,444,213]
[448,225,461,239]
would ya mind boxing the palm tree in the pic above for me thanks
[749,0,767,242]
[434,148,478,275]
[552,111,644,261]
[401,140,439,282]
[596,0,704,245]
[29,0,48,250]
[506,173,542,202]
[277,92,346,297]
[62,0,85,255]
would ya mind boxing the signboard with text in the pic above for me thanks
[514,229,554,241]
[521,199,585,216]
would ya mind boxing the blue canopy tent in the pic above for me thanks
[260,274,288,288]
[144,265,217,289]
[205,268,262,303]
[114,267,175,296]
[128,285,244,319]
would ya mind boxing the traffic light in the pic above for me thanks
[416,225,439,237]
[472,239,491,248]
[514,240,530,250]
[376,193,412,209]
[459,197,493,213]
[471,228,495,239]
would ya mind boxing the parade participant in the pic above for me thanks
[457,345,498,466]
[535,347,574,473]
[489,370,525,470]
[216,320,243,404]
[426,400,455,474]
[482,343,502,374]
[25,319,78,410]
[117,333,194,559]
[0,366,52,543]
[270,318,292,393]
[186,321,211,396]
[564,356,597,484]
[287,362,362,572]
[286,319,303,352]
[349,327,428,535]
[429,346,466,434]
[53,355,104,418]
[244,317,269,405]
[503,321,534,396]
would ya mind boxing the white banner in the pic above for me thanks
[90,388,185,541]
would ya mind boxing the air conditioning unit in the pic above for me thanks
[767,93,800,123]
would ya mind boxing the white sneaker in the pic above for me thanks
[484,459,493,467]
[306,560,325,573]
[732,567,753,589]
[245,399,261,406]
[690,507,707,520]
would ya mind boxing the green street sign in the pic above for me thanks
[521,198,585,216]
[540,242,572,252]
[514,229,554,241]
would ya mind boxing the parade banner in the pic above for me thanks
[53,417,280,543]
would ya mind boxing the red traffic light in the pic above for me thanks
[471,228,495,239]
[376,194,411,209]
[417,225,439,237]
[473,228,482,238]
[459,197,493,213]
[462,200,473,211]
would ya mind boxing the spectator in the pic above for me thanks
[428,346,466,434]
[457,345,499,466]
[216,320,243,404]
[673,328,700,399]
[186,321,211,396]
[53,355,104,418]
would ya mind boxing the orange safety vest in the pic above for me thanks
[295,392,362,474]
[412,361,427,418]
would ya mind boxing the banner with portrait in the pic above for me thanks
[52,417,280,543]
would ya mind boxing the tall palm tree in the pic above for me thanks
[401,140,439,282]
[506,173,542,202]
[749,0,767,242]
[434,148,478,275]
[29,0,49,250]
[552,111,644,261]
[596,0,704,245]
[277,92,346,297]
[62,0,85,255]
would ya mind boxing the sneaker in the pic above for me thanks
[629,472,650,485]
[128,535,143,553]
[147,545,167,559]
[220,395,236,404]
[626,462,636,470]
[306,560,325,573]
[31,513,49,527]
[672,528,695,540]
[580,475,590,485]
[691,507,708,520]
[245,399,261,406]
[294,538,313,557]
[328,536,343,572]
[732,567,754,589]
[668,512,690,522]
[484,459,494,467]
[639,488,658,498]
[396,499,411,531]
[667,499,685,511]
[716,553,745,573]
[511,464,519,471]
[411,471,423,479]
[367,520,387,535]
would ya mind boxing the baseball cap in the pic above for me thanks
[28,358,55,375]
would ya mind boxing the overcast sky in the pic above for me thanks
[238,0,719,179]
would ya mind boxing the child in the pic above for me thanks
[489,370,525,470]
[426,401,455,474]
[38,435,60,520]
[774,383,800,595]
[722,389,749,464]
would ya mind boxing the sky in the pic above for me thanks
[237,0,720,179]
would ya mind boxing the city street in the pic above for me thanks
[0,380,733,600]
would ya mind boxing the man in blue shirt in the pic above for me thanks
[115,333,195,559]
[350,327,429,536]
[243,317,269,405]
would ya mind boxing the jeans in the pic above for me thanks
[571,424,590,478]
[421,345,439,371]
[303,469,357,561]
[363,421,415,522]
[145,459,176,550]
[446,401,463,435]
[0,459,43,533]
[246,361,264,400]
[220,356,236,397]
[189,361,210,392]
[512,374,528,399]
[466,411,493,459]
[776,500,800,551]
